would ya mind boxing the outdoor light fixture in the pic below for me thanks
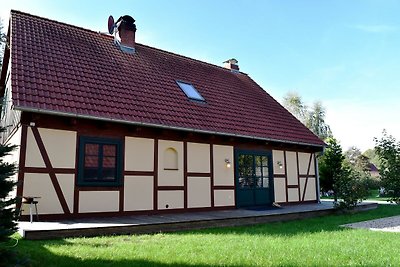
[277,161,283,169]
[225,159,231,168]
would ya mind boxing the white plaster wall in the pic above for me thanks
[22,173,63,214]
[286,151,298,185]
[214,190,235,207]
[187,142,210,173]
[158,140,184,186]
[56,174,75,212]
[124,176,153,211]
[273,178,286,203]
[79,191,119,213]
[39,128,76,168]
[125,137,154,172]
[300,177,317,201]
[213,145,234,186]
[187,177,211,208]
[309,154,316,176]
[298,152,311,175]
[25,127,45,167]
[157,190,184,210]
[272,150,285,175]
[288,188,299,202]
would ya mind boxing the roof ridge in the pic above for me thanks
[10,9,247,76]
[135,42,248,76]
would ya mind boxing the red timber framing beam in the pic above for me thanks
[301,153,314,202]
[153,138,158,211]
[210,144,215,208]
[283,151,289,202]
[31,126,71,214]
[296,152,301,201]
[16,124,28,211]
[183,141,188,209]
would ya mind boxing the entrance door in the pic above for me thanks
[236,150,274,207]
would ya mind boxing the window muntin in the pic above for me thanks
[176,81,205,101]
[78,137,122,186]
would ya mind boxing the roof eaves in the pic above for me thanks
[15,105,325,149]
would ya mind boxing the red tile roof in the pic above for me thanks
[8,10,325,147]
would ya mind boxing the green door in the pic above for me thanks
[236,150,274,207]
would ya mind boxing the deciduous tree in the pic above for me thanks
[282,92,332,140]
[374,130,400,203]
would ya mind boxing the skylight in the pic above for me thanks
[176,81,205,102]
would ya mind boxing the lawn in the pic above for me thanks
[12,205,400,267]
[321,188,391,202]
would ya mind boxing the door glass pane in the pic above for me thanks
[262,156,269,188]
[262,177,269,188]
[255,176,263,188]
[238,154,253,188]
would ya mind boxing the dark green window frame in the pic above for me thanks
[77,136,123,187]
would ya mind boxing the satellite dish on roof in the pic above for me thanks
[108,15,115,34]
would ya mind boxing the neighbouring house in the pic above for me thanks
[368,163,380,178]
[0,11,325,221]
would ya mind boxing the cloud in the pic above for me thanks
[351,24,397,33]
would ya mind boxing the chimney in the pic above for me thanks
[116,15,137,53]
[223,58,239,72]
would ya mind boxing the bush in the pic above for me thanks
[334,165,369,210]
[374,130,400,204]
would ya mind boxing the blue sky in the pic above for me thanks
[1,0,399,151]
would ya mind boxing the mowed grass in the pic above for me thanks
[16,205,400,267]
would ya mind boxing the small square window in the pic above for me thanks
[78,136,122,186]
[176,81,205,102]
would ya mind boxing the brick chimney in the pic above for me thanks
[223,58,239,72]
[116,15,136,53]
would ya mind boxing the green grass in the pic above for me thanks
[14,205,400,267]
[321,189,391,202]
[365,189,391,201]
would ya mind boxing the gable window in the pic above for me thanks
[176,81,205,102]
[78,136,123,186]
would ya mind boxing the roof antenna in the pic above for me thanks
[108,15,122,44]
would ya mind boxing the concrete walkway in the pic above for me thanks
[343,215,400,233]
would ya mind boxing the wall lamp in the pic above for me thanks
[225,159,231,168]
[277,161,283,169]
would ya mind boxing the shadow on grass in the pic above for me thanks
[17,238,254,267]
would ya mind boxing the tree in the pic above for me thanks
[374,130,400,203]
[0,127,18,243]
[345,146,370,173]
[282,92,332,140]
[282,92,307,122]
[305,101,332,140]
[318,137,344,202]
[1,19,7,69]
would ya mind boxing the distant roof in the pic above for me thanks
[368,163,379,172]
[6,10,325,147]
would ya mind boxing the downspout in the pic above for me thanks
[315,153,321,203]
[315,146,325,204]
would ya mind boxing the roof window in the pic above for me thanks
[176,81,205,102]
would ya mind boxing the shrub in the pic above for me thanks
[334,165,368,209]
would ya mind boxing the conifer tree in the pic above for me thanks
[0,127,18,243]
